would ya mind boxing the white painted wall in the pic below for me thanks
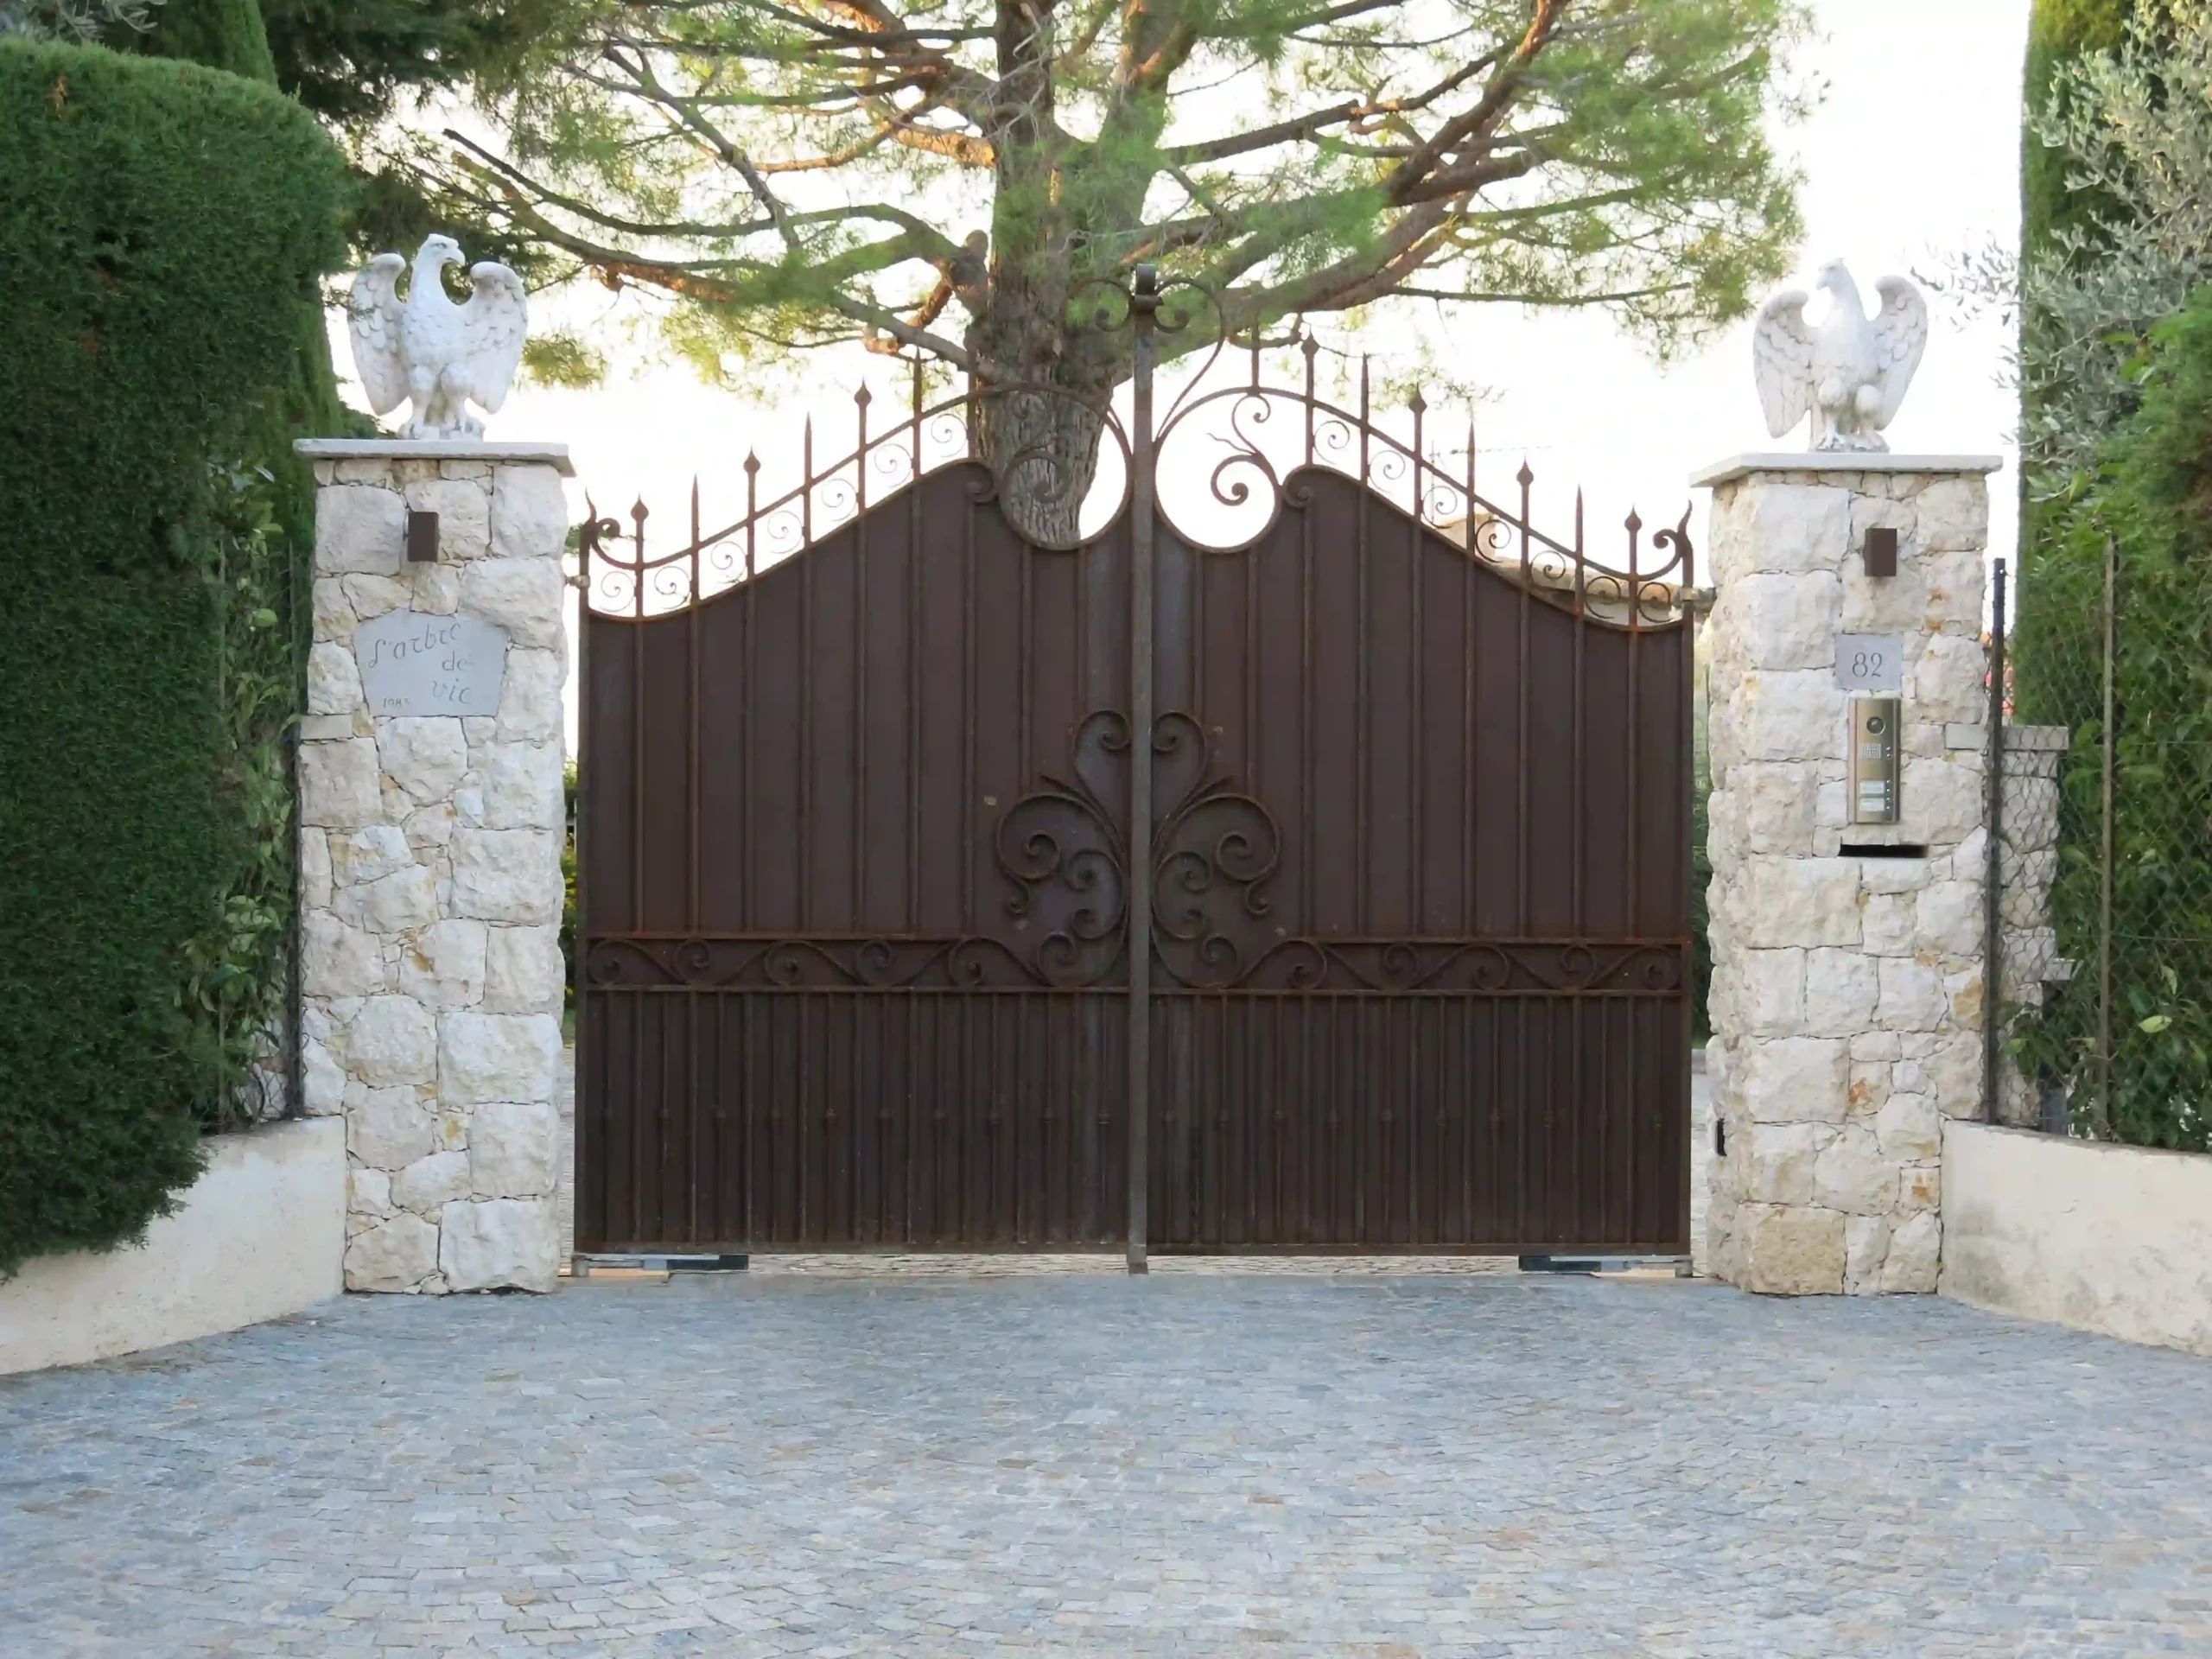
[1942,1122,2212,1358]
[0,1117,346,1376]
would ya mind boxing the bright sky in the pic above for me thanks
[342,0,2032,744]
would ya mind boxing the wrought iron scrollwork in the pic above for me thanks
[1222,938,1687,995]
[994,710,1132,986]
[580,935,1052,990]
[990,706,1284,989]
[582,926,1685,998]
[966,381,1130,550]
[1147,713,1283,988]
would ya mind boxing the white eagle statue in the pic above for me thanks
[1752,260,1929,453]
[346,234,528,439]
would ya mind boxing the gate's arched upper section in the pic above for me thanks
[574,340,1698,631]
[582,455,1689,969]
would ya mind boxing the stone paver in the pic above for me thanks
[4,1271,2210,1656]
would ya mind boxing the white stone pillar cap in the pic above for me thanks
[296,437,575,477]
[1689,453,2002,489]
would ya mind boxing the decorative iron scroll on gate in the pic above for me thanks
[575,270,1699,1267]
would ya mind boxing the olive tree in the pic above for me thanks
[1953,0,2212,491]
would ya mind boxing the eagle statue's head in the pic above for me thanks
[416,233,466,272]
[1815,258,1861,308]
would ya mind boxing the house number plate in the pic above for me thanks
[1834,633,1904,694]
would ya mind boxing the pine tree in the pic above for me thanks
[432,0,1808,510]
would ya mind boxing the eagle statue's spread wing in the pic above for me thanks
[461,262,528,416]
[1751,290,1815,441]
[347,253,408,416]
[1869,276,1929,430]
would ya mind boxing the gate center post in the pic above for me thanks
[1125,268,1160,1274]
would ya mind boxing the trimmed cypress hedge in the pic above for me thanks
[140,0,348,555]
[0,38,343,1275]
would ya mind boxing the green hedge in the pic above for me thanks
[0,38,343,1275]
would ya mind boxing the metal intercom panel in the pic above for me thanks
[1850,696,1902,824]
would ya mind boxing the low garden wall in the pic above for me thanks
[0,1118,345,1376]
[1942,1121,2212,1357]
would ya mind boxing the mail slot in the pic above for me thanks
[407,509,441,563]
[1850,696,1902,825]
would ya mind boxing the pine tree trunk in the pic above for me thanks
[967,280,1128,548]
[959,1,1148,548]
[971,378,1113,548]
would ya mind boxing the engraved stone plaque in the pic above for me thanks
[353,609,508,717]
[1834,633,1904,694]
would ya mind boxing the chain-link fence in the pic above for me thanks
[1994,540,2212,1149]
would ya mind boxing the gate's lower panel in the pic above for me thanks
[582,985,1688,1256]
[578,990,1129,1252]
[1148,993,1688,1253]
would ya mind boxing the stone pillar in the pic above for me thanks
[1695,454,1999,1294]
[293,439,572,1294]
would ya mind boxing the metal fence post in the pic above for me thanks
[287,537,306,1122]
[1984,557,2006,1123]
[2097,532,2118,1140]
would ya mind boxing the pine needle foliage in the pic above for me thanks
[260,0,573,129]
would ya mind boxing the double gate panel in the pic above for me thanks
[581,465,1135,1250]
[579,277,1695,1260]
[1142,473,1690,1251]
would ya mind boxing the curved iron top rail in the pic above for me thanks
[576,276,1696,632]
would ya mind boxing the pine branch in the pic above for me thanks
[1160,56,1496,168]
[443,127,963,255]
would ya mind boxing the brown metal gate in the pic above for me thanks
[576,273,1696,1264]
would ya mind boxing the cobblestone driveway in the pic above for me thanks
[5,1269,2210,1656]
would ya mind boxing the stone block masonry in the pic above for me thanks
[1695,454,2002,1295]
[295,439,572,1294]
